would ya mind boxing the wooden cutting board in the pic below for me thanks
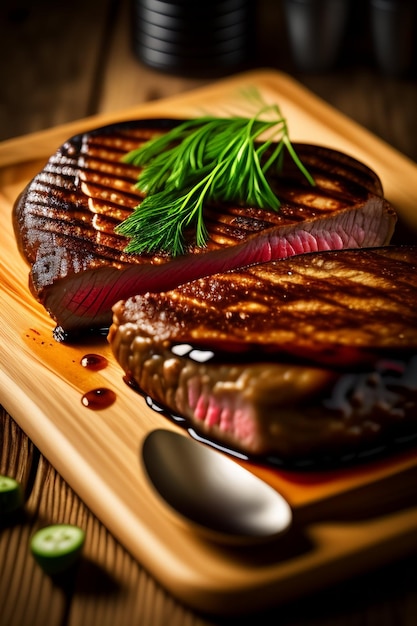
[1,69,417,615]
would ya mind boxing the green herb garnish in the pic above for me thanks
[116,98,314,256]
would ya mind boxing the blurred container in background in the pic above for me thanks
[282,0,350,72]
[369,0,416,76]
[131,0,256,77]
[281,0,416,76]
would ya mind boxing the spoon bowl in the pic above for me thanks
[142,429,292,544]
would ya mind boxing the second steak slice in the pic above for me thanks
[109,246,417,464]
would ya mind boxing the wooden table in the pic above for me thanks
[1,1,417,624]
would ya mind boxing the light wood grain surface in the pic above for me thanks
[1,1,417,625]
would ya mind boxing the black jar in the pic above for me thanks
[131,0,256,77]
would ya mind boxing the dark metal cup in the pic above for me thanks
[369,0,416,76]
[282,0,350,72]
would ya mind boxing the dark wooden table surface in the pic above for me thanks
[1,1,417,625]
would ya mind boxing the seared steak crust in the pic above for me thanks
[13,119,396,335]
[109,246,417,461]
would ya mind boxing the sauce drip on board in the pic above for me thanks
[79,353,116,409]
[80,353,108,371]
[81,388,116,410]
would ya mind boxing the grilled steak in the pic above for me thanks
[109,246,417,463]
[13,118,396,337]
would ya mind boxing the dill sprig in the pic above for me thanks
[116,100,314,256]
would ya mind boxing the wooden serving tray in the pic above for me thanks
[1,70,417,615]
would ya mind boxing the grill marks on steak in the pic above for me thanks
[109,246,417,460]
[13,119,396,335]
[112,247,417,364]
[39,195,392,336]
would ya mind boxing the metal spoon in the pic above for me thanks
[142,429,292,544]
